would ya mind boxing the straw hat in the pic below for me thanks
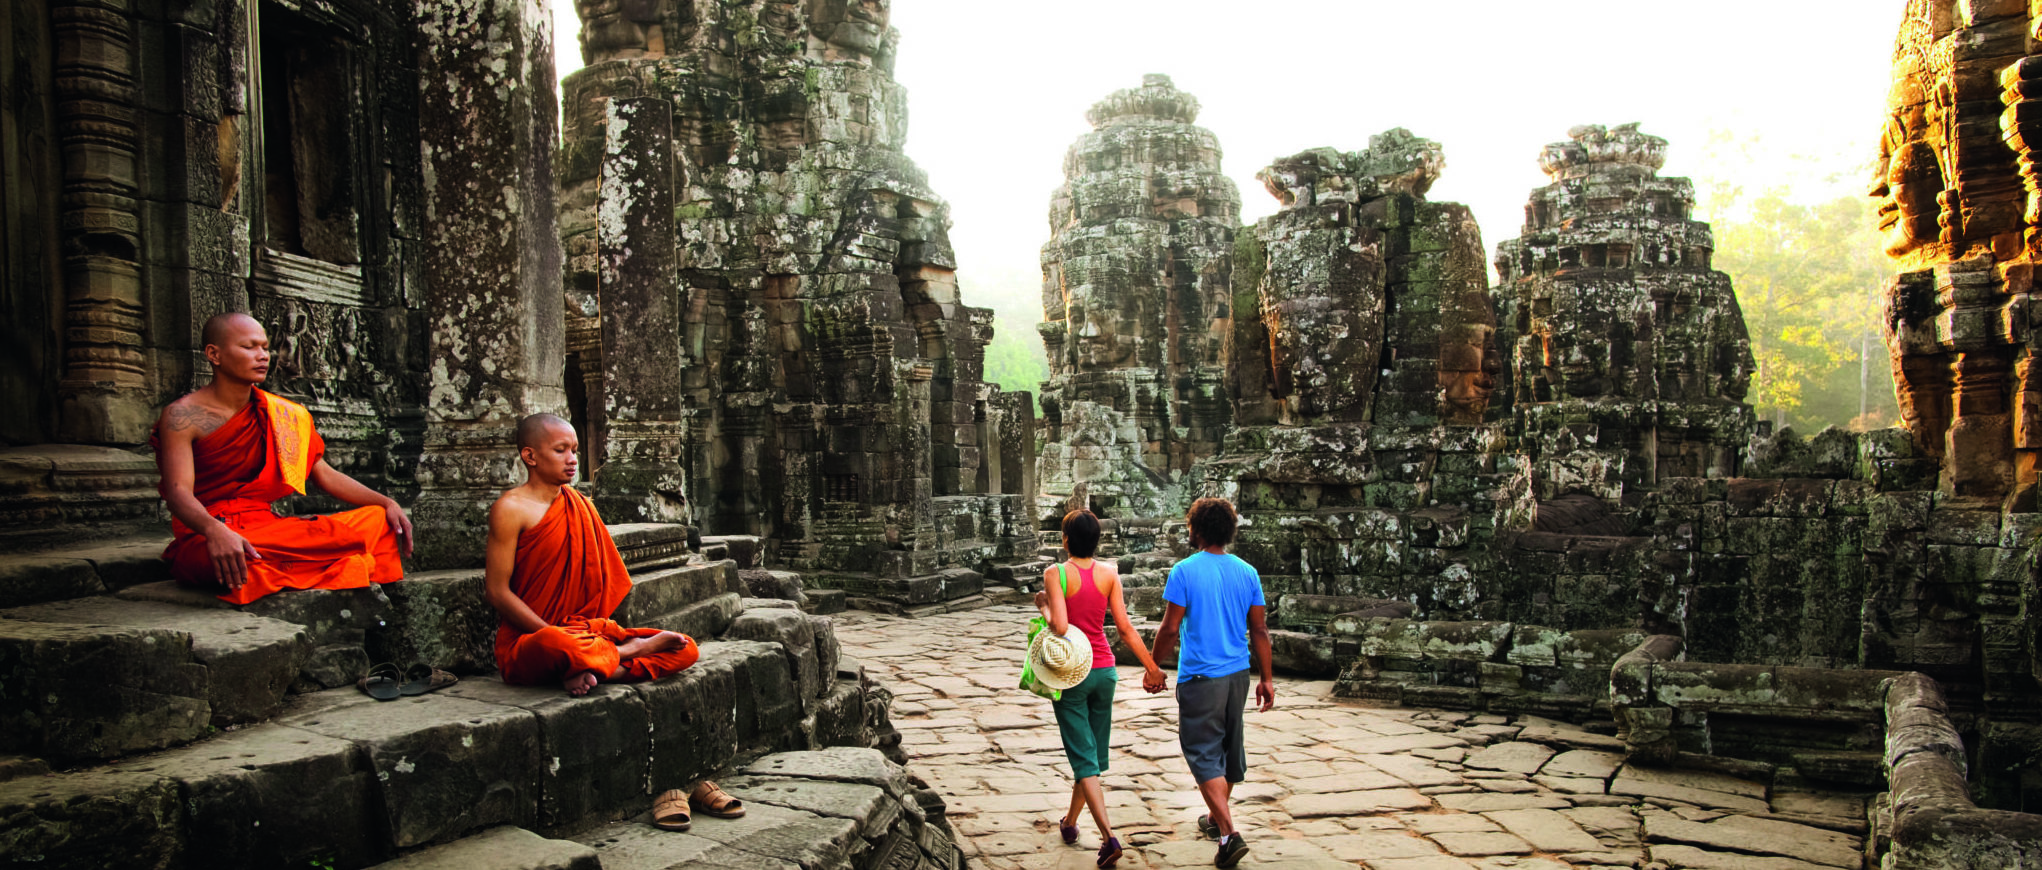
[1029,624,1093,690]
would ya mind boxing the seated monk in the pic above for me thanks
[154,313,410,605]
[485,413,698,695]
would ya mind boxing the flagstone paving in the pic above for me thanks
[834,605,1877,870]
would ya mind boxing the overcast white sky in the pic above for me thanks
[552,1,1899,318]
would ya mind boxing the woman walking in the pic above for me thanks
[1039,509,1167,868]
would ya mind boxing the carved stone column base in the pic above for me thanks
[409,422,527,569]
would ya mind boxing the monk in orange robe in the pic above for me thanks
[155,313,410,605]
[486,413,697,694]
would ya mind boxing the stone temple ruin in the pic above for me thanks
[0,0,2039,868]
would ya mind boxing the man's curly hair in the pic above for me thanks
[1185,497,1237,549]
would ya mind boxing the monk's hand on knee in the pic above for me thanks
[383,502,415,558]
[208,528,260,590]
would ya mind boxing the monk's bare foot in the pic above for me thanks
[564,670,599,696]
[617,630,687,661]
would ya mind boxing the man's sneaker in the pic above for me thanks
[1196,815,1221,840]
[1214,833,1249,868]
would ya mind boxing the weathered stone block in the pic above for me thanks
[636,591,743,642]
[0,556,103,608]
[3,597,306,725]
[111,723,385,869]
[441,678,650,832]
[727,607,823,704]
[632,647,740,788]
[283,695,541,849]
[372,570,497,676]
[0,620,210,761]
[615,561,740,626]
[0,770,183,869]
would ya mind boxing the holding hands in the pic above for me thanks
[1142,665,1167,694]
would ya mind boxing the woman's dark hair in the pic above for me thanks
[1062,509,1101,559]
[1185,497,1237,549]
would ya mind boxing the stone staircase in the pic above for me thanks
[0,523,960,869]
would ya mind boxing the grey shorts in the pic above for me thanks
[1176,668,1250,784]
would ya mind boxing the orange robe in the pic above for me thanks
[495,487,697,685]
[157,389,403,605]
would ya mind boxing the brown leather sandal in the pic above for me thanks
[652,788,691,831]
[690,780,745,818]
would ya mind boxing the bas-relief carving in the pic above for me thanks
[1876,0,2040,500]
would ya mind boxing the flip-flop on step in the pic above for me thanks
[400,664,458,696]
[690,780,745,818]
[652,788,691,831]
[357,663,401,701]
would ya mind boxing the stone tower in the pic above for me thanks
[1880,0,2040,502]
[1493,124,1756,504]
[1037,74,1240,521]
[1205,129,1509,609]
[558,0,1035,581]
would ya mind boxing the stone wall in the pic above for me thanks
[557,0,1034,579]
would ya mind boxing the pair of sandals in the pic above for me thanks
[1058,819,1122,868]
[356,663,458,700]
[651,780,746,832]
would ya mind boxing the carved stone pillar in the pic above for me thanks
[592,96,688,524]
[52,0,149,444]
[407,0,565,567]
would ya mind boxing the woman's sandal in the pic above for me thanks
[400,663,459,696]
[1060,818,1079,845]
[691,780,746,818]
[652,789,692,831]
[356,663,401,701]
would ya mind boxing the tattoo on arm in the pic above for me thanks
[166,403,227,436]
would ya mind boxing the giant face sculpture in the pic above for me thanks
[1872,105,1945,260]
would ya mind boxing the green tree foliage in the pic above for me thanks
[1690,128,1898,434]
[1707,191,1897,432]
[982,315,1049,401]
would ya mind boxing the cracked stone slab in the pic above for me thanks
[1642,810,1862,868]
[1611,765,1768,813]
[1482,808,1603,853]
[1282,788,1433,817]
[0,768,181,868]
[1648,843,1831,870]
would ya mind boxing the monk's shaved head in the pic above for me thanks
[202,312,263,348]
[517,413,576,450]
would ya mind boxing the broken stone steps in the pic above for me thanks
[0,619,891,869]
[810,567,984,613]
[0,445,165,555]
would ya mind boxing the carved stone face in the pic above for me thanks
[1439,327,1498,424]
[1872,114,1945,258]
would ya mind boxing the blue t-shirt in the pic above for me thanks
[1162,550,1266,678]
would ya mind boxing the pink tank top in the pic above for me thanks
[1061,562,1116,669]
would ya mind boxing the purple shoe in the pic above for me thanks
[1097,835,1123,868]
[1060,819,1079,845]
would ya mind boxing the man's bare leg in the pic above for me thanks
[616,630,687,662]
[1197,777,1235,837]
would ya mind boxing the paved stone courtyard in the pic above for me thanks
[835,605,1874,870]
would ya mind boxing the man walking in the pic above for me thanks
[1148,497,1274,868]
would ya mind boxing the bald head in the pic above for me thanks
[202,312,263,349]
[517,413,576,450]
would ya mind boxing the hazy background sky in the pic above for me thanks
[551,1,1899,321]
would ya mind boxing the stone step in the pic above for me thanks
[0,608,897,868]
[369,826,598,870]
[803,588,847,614]
[0,596,308,729]
[811,568,983,608]
[0,536,172,608]
[0,445,165,554]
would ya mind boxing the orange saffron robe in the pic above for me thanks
[157,389,403,605]
[495,487,697,685]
